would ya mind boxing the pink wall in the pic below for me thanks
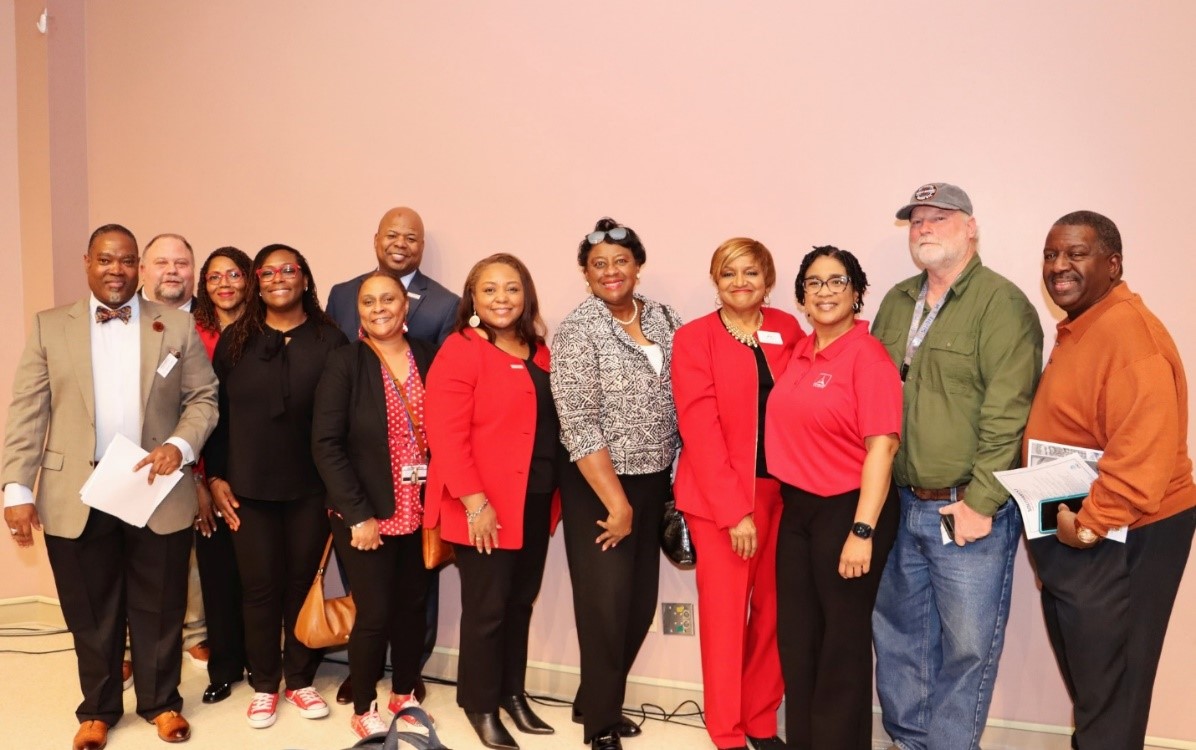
[5,0,1195,740]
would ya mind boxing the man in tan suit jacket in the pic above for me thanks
[1,224,218,750]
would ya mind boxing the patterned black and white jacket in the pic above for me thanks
[550,293,683,475]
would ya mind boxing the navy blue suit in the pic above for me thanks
[326,269,459,345]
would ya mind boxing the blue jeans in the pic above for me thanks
[872,486,1021,750]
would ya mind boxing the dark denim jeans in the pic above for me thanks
[872,486,1021,750]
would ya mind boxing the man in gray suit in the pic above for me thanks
[2,224,218,750]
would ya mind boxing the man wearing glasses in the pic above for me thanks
[1024,211,1195,749]
[869,183,1043,750]
[325,207,459,705]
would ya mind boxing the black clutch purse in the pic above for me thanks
[660,492,696,567]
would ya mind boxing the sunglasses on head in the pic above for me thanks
[586,227,629,245]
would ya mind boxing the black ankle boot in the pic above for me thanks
[500,693,554,734]
[465,711,520,750]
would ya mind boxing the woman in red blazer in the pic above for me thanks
[671,238,803,750]
[424,253,562,750]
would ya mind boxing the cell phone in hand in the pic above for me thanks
[940,513,956,541]
[1039,494,1086,534]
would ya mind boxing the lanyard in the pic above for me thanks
[363,339,428,460]
[901,280,948,382]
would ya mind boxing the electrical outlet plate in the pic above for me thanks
[660,602,694,635]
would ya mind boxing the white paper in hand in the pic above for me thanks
[79,434,184,527]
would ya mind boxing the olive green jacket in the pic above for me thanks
[871,254,1043,516]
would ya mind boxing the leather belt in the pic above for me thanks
[910,484,968,501]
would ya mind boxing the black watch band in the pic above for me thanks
[851,522,874,540]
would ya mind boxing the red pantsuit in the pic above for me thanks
[672,308,803,749]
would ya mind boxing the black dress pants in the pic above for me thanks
[193,513,247,685]
[230,494,329,693]
[45,508,192,724]
[330,522,429,714]
[775,483,898,750]
[453,491,552,713]
[560,465,669,742]
[1029,506,1196,750]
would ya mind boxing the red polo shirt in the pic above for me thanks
[765,320,902,496]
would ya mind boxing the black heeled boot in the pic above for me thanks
[500,693,555,734]
[465,711,520,750]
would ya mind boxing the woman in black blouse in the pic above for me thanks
[206,244,348,730]
[311,270,438,741]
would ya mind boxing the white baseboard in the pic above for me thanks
[0,595,64,628]
[5,599,1191,749]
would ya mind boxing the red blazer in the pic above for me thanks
[671,308,804,528]
[424,328,561,549]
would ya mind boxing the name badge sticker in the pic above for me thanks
[156,350,180,378]
[407,291,422,300]
[757,330,782,345]
[510,363,525,369]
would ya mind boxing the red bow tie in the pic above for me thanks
[96,305,132,324]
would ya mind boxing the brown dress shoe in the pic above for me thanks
[150,710,191,743]
[73,720,109,750]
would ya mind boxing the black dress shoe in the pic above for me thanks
[572,710,642,737]
[202,682,232,703]
[414,676,427,703]
[746,736,788,750]
[500,694,554,734]
[466,711,519,750]
[591,731,622,750]
[335,675,353,705]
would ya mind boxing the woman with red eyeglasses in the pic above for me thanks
[205,244,348,730]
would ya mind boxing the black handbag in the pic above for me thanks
[660,492,696,567]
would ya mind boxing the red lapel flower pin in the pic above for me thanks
[152,321,165,332]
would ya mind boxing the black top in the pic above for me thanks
[753,345,774,477]
[206,318,349,502]
[311,337,439,527]
[526,345,561,495]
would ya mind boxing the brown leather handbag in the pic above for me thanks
[422,524,455,569]
[294,535,355,649]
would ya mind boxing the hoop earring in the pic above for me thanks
[468,309,481,328]
[764,294,771,306]
[852,300,861,313]
[715,295,722,307]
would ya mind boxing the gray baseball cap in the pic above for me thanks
[895,182,973,220]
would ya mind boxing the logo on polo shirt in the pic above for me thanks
[813,373,832,389]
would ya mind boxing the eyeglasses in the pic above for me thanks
[802,275,851,293]
[586,227,629,245]
[255,264,301,281]
[205,270,245,285]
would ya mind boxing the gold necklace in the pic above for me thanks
[719,308,762,348]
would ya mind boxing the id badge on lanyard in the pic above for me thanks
[901,280,947,382]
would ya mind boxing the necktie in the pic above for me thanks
[96,305,132,324]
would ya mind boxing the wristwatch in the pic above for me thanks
[1074,518,1100,546]
[851,522,874,540]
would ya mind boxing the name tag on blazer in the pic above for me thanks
[407,291,422,300]
[757,330,783,345]
[510,363,525,370]
[156,350,181,378]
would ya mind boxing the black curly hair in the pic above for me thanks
[794,245,869,310]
